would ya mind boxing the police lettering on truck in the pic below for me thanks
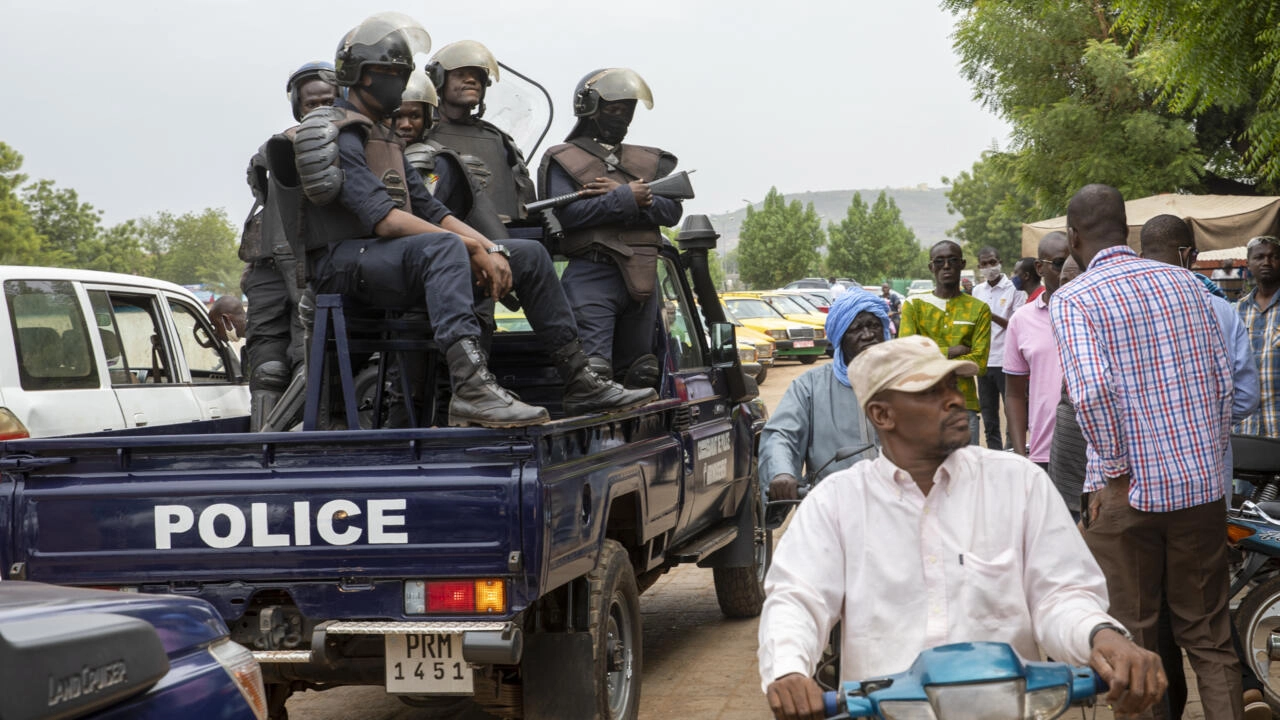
[154,499,409,549]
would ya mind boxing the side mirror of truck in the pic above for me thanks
[709,323,738,367]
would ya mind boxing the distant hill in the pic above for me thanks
[708,186,955,254]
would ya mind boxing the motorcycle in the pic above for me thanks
[1227,434,1280,714]
[820,642,1102,720]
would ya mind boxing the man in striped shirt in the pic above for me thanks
[1237,235,1280,437]
[1051,184,1240,720]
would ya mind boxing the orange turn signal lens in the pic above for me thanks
[1228,524,1256,543]
[474,579,505,614]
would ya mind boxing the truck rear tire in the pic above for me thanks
[712,493,771,618]
[589,539,642,720]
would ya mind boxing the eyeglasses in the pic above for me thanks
[1248,235,1280,250]
[1036,257,1068,272]
[1178,245,1199,261]
[929,257,965,269]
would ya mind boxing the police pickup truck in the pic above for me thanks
[0,234,768,720]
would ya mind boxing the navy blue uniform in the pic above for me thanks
[545,162,683,369]
[422,148,579,350]
[308,100,479,349]
[433,159,542,240]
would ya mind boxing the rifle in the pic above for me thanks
[526,170,696,213]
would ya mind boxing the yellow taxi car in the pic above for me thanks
[720,295,826,364]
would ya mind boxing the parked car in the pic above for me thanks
[906,279,935,297]
[781,277,834,291]
[722,295,825,364]
[0,266,249,438]
[722,306,775,385]
[0,581,267,720]
[775,288,831,313]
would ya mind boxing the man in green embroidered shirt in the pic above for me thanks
[898,240,992,444]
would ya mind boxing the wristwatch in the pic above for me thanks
[1089,622,1133,648]
[486,244,511,259]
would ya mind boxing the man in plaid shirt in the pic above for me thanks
[1051,184,1239,720]
[1237,235,1280,437]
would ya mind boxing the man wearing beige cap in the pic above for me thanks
[758,335,1163,720]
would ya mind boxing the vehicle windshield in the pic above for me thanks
[725,298,784,320]
[788,294,822,312]
[485,62,553,158]
[765,295,809,315]
[910,279,933,291]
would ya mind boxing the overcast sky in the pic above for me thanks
[1,0,1009,228]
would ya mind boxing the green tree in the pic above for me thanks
[145,209,242,294]
[21,179,104,267]
[0,142,45,265]
[1116,0,1280,186]
[943,150,1035,263]
[77,220,157,276]
[736,187,824,289]
[943,0,1211,219]
[827,191,927,282]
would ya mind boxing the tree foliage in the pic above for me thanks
[736,187,824,289]
[145,209,242,295]
[943,150,1035,263]
[826,191,928,283]
[1115,0,1280,186]
[0,142,44,265]
[21,179,104,266]
[943,0,1208,220]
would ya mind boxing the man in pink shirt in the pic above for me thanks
[1005,231,1069,478]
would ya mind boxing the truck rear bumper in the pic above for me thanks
[253,620,522,667]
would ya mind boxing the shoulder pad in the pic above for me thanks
[291,107,370,205]
[404,142,439,173]
[246,145,270,202]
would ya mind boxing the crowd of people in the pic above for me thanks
[758,183,1280,720]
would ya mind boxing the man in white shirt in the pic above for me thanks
[758,335,1164,720]
[971,247,1027,449]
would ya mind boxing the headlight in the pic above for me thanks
[878,701,937,720]
[767,329,788,340]
[756,343,774,359]
[1025,685,1069,719]
[814,328,826,340]
[209,639,268,720]
[738,346,757,362]
[924,679,1023,719]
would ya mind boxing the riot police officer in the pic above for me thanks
[292,14,652,428]
[424,40,539,237]
[240,61,337,430]
[538,68,683,387]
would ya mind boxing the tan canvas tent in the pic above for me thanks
[1020,194,1280,256]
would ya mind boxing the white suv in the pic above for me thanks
[0,266,249,438]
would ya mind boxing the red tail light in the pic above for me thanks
[428,581,475,613]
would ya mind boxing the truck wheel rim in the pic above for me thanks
[605,592,635,717]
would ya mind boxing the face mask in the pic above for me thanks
[363,73,407,115]
[592,114,631,144]
[1011,275,1024,291]
[221,319,239,344]
[981,264,1002,282]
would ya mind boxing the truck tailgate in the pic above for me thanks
[3,430,532,587]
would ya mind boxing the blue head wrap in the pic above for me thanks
[828,288,892,388]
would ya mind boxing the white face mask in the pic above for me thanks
[980,264,1003,282]
[221,318,239,344]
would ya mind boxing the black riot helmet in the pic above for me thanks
[286,61,337,122]
[568,68,654,143]
[333,12,431,87]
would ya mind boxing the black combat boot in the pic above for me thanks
[554,340,658,416]
[446,337,549,427]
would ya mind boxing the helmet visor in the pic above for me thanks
[585,68,653,109]
[432,40,500,83]
[347,11,432,59]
